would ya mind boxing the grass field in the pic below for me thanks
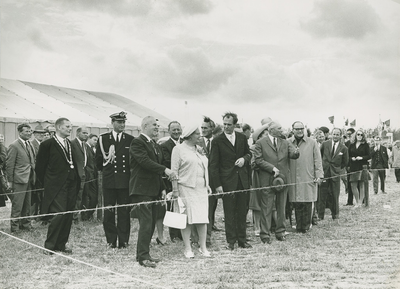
[1,171,400,289]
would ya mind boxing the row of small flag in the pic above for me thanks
[327,116,390,129]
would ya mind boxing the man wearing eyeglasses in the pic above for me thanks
[288,121,323,233]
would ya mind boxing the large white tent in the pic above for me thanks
[0,78,171,146]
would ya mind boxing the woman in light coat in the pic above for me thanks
[171,124,211,258]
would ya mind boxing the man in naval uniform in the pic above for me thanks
[96,112,134,249]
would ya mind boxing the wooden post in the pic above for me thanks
[97,171,103,221]
[363,165,369,207]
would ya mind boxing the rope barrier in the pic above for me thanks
[0,230,169,289]
[0,168,384,223]
[2,177,98,196]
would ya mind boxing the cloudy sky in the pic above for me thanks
[1,0,399,130]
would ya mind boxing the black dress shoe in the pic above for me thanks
[276,236,286,241]
[107,242,116,249]
[149,257,161,263]
[139,260,156,268]
[238,242,252,249]
[262,238,271,244]
[118,242,129,249]
[225,243,235,250]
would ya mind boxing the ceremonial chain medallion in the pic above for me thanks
[54,136,74,169]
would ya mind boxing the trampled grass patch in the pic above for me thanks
[0,172,400,288]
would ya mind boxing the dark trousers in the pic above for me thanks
[131,195,157,262]
[44,178,77,251]
[260,188,287,240]
[73,177,85,221]
[395,168,400,182]
[222,181,248,245]
[372,165,386,193]
[103,188,131,246]
[319,177,340,219]
[347,173,354,205]
[81,177,98,220]
[206,194,218,243]
[293,202,313,232]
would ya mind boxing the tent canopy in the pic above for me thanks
[0,78,170,127]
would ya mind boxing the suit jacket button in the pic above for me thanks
[123,170,126,172]
[115,171,117,173]
[123,155,125,158]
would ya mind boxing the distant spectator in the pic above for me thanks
[242,123,252,140]
[391,140,400,183]
[370,136,389,194]
[319,126,330,140]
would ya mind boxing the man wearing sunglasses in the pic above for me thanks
[288,121,323,233]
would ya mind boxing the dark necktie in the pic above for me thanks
[331,142,337,157]
[273,137,277,149]
[25,141,32,161]
[206,139,211,153]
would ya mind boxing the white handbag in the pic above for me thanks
[163,197,187,229]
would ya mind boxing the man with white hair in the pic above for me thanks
[129,116,176,268]
[254,121,299,243]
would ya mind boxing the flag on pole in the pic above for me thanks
[384,119,390,127]
[350,119,356,127]
[345,119,349,126]
[328,116,334,124]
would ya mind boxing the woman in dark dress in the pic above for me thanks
[348,129,370,207]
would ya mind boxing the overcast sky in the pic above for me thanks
[1,0,399,130]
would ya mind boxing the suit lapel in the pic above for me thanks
[221,133,235,152]
[265,136,276,151]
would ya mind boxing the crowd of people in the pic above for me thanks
[0,111,398,269]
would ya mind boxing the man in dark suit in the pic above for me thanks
[71,126,89,223]
[6,123,36,232]
[30,124,46,217]
[96,112,134,249]
[254,121,299,244]
[36,118,80,254]
[129,116,176,268]
[82,134,98,221]
[198,116,220,247]
[319,128,349,220]
[160,121,183,243]
[209,112,252,250]
[31,124,46,154]
[371,136,389,194]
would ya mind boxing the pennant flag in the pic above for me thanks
[345,119,349,126]
[328,116,334,124]
[384,119,390,127]
[350,119,356,127]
